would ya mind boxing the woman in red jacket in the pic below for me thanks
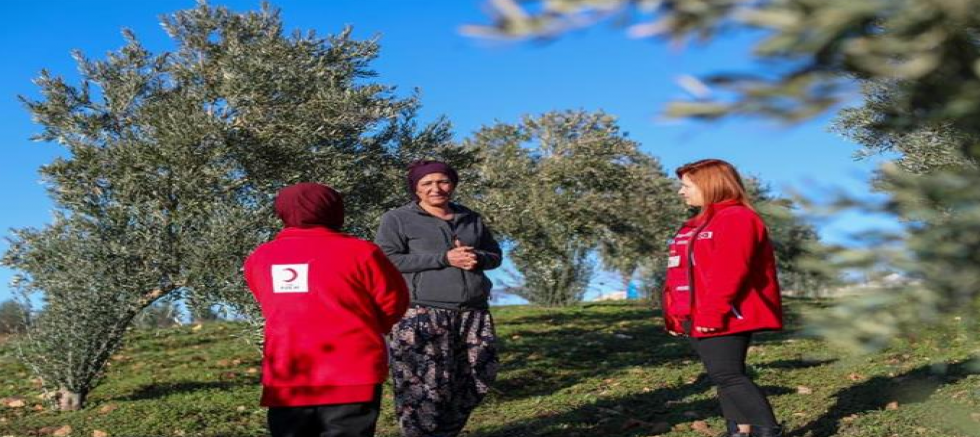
[663,159,784,437]
[244,183,409,437]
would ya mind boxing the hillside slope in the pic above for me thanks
[1,300,978,437]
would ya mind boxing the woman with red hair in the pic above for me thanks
[663,159,784,437]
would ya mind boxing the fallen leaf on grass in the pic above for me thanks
[93,430,109,437]
[4,398,25,408]
[53,425,72,437]
[797,386,813,394]
[848,373,864,381]
[885,401,899,410]
[691,420,714,435]
[98,404,117,414]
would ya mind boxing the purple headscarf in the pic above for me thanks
[406,160,459,201]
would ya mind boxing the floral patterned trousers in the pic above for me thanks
[389,306,498,437]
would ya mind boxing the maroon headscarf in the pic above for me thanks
[406,160,459,201]
[274,182,344,230]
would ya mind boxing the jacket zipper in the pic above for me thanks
[417,204,471,305]
[440,217,469,300]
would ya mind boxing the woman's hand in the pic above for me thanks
[446,239,478,270]
[695,326,719,334]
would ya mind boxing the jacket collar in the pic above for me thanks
[275,226,342,239]
[404,201,471,219]
[683,199,742,227]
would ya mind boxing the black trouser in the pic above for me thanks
[267,387,382,437]
[689,333,778,428]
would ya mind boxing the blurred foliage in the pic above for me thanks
[468,0,980,127]
[470,0,980,352]
[748,181,838,296]
[1,2,460,409]
[832,78,978,196]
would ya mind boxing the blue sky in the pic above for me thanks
[0,1,896,302]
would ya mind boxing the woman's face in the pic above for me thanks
[679,174,704,207]
[416,172,455,208]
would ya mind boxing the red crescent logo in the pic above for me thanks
[284,268,298,282]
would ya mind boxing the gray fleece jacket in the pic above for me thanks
[374,202,502,309]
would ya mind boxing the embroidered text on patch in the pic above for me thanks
[272,264,309,293]
[697,231,713,239]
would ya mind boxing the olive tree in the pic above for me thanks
[462,110,677,306]
[2,2,457,410]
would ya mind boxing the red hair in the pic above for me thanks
[676,159,753,218]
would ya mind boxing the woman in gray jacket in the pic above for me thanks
[374,160,502,437]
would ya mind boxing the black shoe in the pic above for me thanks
[750,424,783,437]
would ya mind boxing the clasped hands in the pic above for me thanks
[446,239,478,271]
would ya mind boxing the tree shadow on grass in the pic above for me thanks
[475,374,795,437]
[118,380,248,401]
[475,377,715,437]
[494,308,694,400]
[495,304,812,402]
[755,358,837,370]
[788,361,977,437]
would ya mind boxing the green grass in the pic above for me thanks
[1,299,978,437]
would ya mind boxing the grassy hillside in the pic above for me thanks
[1,300,978,437]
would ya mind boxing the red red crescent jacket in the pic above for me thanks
[244,227,409,407]
[663,200,783,338]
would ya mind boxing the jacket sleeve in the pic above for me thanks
[473,216,503,270]
[362,247,410,333]
[695,212,762,329]
[374,212,449,273]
